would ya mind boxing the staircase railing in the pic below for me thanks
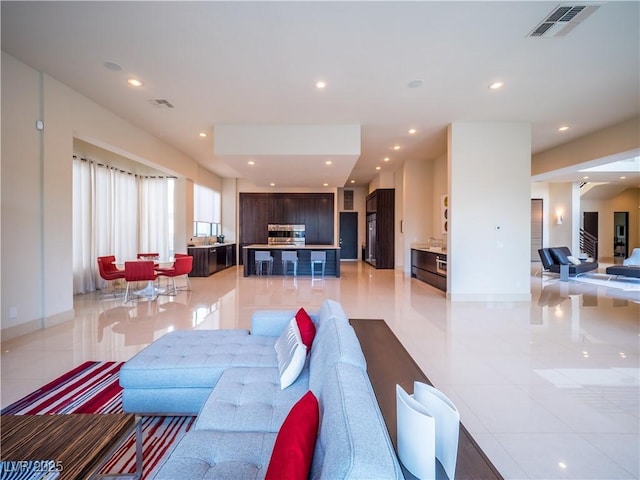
[580,229,598,259]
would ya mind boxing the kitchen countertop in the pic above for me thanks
[244,244,340,249]
[188,243,235,248]
[410,243,447,254]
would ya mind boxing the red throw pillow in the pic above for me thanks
[265,391,319,480]
[295,307,316,350]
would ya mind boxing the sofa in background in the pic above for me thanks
[623,248,640,266]
[538,246,598,277]
[604,248,640,279]
[605,265,640,279]
[120,299,404,480]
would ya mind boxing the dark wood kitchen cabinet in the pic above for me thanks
[239,193,334,250]
[365,189,394,269]
[411,248,447,292]
[188,244,236,277]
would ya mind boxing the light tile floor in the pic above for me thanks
[2,261,638,479]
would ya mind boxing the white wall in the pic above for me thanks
[1,53,43,332]
[448,122,532,301]
[369,172,395,193]
[548,182,579,252]
[400,156,433,273]
[1,52,205,338]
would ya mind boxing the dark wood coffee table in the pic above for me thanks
[350,319,503,480]
[1,413,142,480]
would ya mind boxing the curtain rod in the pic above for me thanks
[73,155,177,179]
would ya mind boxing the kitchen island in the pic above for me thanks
[242,244,341,277]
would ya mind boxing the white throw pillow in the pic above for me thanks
[567,256,582,265]
[274,318,307,390]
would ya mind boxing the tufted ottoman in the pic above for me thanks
[120,329,279,415]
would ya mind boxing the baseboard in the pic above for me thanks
[447,292,531,302]
[44,309,75,329]
[1,309,74,341]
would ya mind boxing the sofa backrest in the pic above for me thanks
[310,362,403,480]
[623,248,640,266]
[549,246,572,265]
[538,248,554,270]
[308,301,366,393]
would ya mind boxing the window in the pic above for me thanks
[194,184,221,237]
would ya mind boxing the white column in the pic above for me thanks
[448,122,532,301]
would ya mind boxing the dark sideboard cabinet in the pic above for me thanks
[365,189,394,269]
[188,244,236,277]
[411,248,447,292]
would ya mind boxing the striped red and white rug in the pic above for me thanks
[1,361,195,479]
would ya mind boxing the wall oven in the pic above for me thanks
[435,255,447,276]
[268,224,306,246]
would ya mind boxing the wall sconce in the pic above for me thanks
[556,211,563,225]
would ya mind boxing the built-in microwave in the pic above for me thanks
[267,224,305,246]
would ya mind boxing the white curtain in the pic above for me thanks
[72,156,174,294]
[72,158,95,293]
[138,177,174,258]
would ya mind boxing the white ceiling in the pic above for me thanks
[2,1,639,191]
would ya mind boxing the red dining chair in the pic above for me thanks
[156,256,193,295]
[124,260,158,303]
[97,255,126,297]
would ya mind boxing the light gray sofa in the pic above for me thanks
[121,299,403,479]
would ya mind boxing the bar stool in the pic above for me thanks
[310,251,326,280]
[281,251,298,276]
[255,251,273,276]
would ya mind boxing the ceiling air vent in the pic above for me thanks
[528,4,600,38]
[149,98,175,108]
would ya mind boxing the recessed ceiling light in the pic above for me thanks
[199,132,207,138]
[127,78,143,87]
[558,125,570,131]
[350,180,355,184]
[408,128,417,135]
[315,80,327,89]
[248,160,255,165]
[103,61,122,71]
[393,145,400,150]
[489,81,504,90]
[325,160,332,165]
[376,166,381,171]
[323,183,329,187]
[408,79,424,88]
[270,182,276,187]
[383,157,390,162]
[620,176,626,180]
